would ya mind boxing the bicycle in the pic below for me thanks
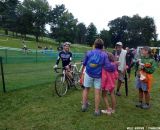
[54,62,83,97]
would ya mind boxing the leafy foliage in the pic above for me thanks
[108,15,157,47]
[0,1,159,46]
[86,23,98,46]
[50,4,77,43]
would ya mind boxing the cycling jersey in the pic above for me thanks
[56,51,72,67]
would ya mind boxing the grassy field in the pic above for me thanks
[0,33,160,130]
[1,62,54,91]
[0,35,92,53]
[0,34,86,91]
[0,35,56,49]
[0,69,160,130]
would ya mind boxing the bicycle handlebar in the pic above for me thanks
[54,62,83,73]
[54,67,63,73]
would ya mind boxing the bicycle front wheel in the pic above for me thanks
[73,72,81,90]
[55,74,68,97]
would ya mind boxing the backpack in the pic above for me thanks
[86,53,102,75]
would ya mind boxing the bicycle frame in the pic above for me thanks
[71,62,83,74]
[54,62,82,97]
[54,62,83,86]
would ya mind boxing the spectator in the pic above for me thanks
[126,47,134,81]
[112,42,127,96]
[81,38,116,116]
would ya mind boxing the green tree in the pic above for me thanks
[100,29,112,47]
[76,22,87,44]
[86,23,97,46]
[108,16,130,47]
[16,4,33,37]
[0,0,6,13]
[22,0,50,41]
[49,4,65,43]
[0,0,20,35]
[50,4,78,43]
[108,15,157,47]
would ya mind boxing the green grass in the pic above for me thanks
[2,62,54,91]
[0,68,160,130]
[0,35,58,50]
[0,31,160,130]
[0,34,92,53]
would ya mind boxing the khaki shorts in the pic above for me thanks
[83,72,101,89]
[118,70,125,82]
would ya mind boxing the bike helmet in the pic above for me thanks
[63,42,71,47]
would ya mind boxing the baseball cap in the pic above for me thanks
[116,42,123,46]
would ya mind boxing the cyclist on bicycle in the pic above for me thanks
[54,42,73,82]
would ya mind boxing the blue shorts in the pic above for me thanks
[83,72,101,89]
[135,77,147,91]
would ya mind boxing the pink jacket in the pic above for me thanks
[101,65,118,92]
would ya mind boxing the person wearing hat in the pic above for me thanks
[112,42,127,96]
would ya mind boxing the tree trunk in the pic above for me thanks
[5,29,8,35]
[36,35,39,42]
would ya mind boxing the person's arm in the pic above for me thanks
[103,54,116,72]
[83,51,89,66]
[69,52,72,63]
[130,53,135,68]
[55,52,61,66]
[144,59,155,74]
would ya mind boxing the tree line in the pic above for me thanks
[0,0,159,47]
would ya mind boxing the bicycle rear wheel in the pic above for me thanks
[55,74,68,97]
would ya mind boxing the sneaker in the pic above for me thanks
[81,101,91,106]
[94,110,101,116]
[111,110,115,113]
[141,104,150,109]
[136,102,143,108]
[116,91,121,96]
[101,109,111,115]
[81,103,89,112]
[111,109,115,114]
[108,108,115,113]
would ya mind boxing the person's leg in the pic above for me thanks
[95,88,101,113]
[139,89,143,102]
[116,79,121,96]
[82,88,90,112]
[140,81,151,109]
[116,71,124,96]
[127,68,131,81]
[65,69,73,81]
[136,88,143,107]
[101,90,112,115]
[142,91,150,109]
[144,91,150,105]
[94,78,101,116]
[102,90,110,109]
[110,90,116,111]
[82,88,90,105]
[82,72,92,112]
